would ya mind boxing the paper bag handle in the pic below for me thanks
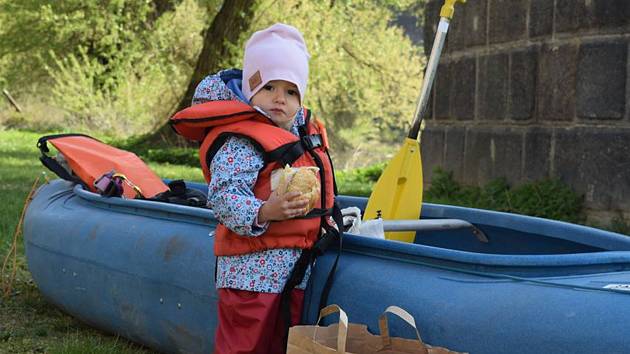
[379,306,426,350]
[315,304,348,353]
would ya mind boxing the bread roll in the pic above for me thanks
[271,165,320,214]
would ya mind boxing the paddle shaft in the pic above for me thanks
[364,0,465,242]
[408,17,451,140]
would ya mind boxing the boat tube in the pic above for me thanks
[24,179,630,353]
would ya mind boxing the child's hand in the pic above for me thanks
[258,191,309,222]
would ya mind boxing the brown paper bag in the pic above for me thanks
[287,305,467,354]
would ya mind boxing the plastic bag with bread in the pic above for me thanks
[271,165,321,214]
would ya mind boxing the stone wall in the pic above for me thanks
[421,0,630,222]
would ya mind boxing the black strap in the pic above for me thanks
[325,150,339,196]
[279,248,314,346]
[205,132,322,172]
[39,155,81,184]
[315,203,344,311]
[294,207,332,220]
[37,133,96,187]
[300,134,322,151]
[266,141,304,166]
[37,133,97,153]
[265,134,323,167]
[279,201,344,348]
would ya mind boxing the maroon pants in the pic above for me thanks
[214,288,305,354]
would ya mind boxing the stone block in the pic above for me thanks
[509,47,537,120]
[536,43,578,121]
[448,0,488,50]
[450,57,476,120]
[463,128,494,186]
[434,62,451,119]
[462,128,524,186]
[585,0,630,30]
[523,127,552,182]
[489,128,524,185]
[426,90,435,121]
[489,0,528,44]
[576,40,627,120]
[554,127,630,210]
[628,43,630,123]
[444,126,467,181]
[420,126,445,184]
[423,0,442,56]
[529,0,554,38]
[446,7,466,51]
[555,0,587,33]
[478,53,509,120]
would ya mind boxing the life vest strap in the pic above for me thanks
[39,154,83,186]
[266,134,323,167]
[37,133,95,187]
[294,207,332,219]
[279,201,344,347]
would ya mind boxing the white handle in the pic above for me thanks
[315,304,348,353]
[379,306,425,349]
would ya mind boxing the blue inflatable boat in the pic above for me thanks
[24,179,630,353]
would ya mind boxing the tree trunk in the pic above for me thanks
[148,0,182,24]
[144,0,260,148]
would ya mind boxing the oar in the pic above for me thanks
[363,0,466,242]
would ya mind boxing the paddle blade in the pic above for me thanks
[364,138,423,242]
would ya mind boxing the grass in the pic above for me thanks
[0,129,205,354]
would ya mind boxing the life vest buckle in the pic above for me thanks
[301,134,322,151]
[312,227,339,256]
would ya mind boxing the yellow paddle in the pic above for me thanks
[363,0,466,242]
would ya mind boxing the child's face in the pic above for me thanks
[250,80,300,130]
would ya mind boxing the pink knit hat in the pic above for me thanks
[242,23,310,103]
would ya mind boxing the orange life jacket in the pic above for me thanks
[38,134,169,199]
[171,100,336,256]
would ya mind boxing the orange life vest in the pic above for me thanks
[38,134,169,199]
[171,100,336,256]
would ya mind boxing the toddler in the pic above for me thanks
[191,23,336,354]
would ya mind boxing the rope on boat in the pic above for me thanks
[1,173,46,298]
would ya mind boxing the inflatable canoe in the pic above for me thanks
[24,179,630,354]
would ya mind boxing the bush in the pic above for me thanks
[144,147,198,167]
[610,214,630,235]
[335,162,385,196]
[1,0,207,137]
[425,168,585,223]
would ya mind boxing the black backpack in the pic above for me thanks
[150,180,207,207]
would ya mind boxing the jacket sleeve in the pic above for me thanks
[207,136,268,237]
[192,73,237,105]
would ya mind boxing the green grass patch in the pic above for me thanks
[0,130,162,353]
[48,333,149,354]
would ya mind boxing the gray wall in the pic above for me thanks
[421,0,630,222]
